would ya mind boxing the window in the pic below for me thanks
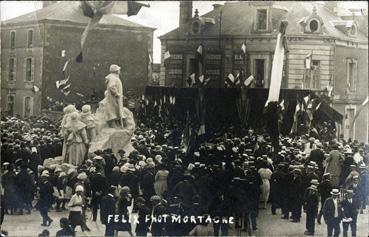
[25,58,33,81]
[24,96,33,117]
[27,29,33,48]
[10,31,16,49]
[309,20,319,32]
[191,21,200,34]
[347,58,357,92]
[9,58,16,81]
[256,9,267,30]
[7,94,15,115]
[311,60,320,89]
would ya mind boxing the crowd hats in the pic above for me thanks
[75,185,84,192]
[310,179,319,186]
[77,172,87,180]
[330,189,340,195]
[41,170,49,177]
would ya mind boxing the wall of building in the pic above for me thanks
[1,24,44,116]
[334,44,368,142]
[42,22,153,107]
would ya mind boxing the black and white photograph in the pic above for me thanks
[0,1,368,236]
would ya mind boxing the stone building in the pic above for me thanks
[1,1,154,117]
[159,1,368,142]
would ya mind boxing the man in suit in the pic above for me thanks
[90,167,109,222]
[303,182,320,235]
[341,190,360,237]
[318,173,333,224]
[322,189,342,237]
[100,186,117,237]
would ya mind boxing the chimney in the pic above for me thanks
[213,4,222,10]
[179,1,193,26]
[42,1,54,8]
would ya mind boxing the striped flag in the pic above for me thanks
[196,44,203,65]
[164,50,170,67]
[267,20,288,102]
[241,42,247,54]
[243,75,255,87]
[187,73,196,87]
[77,1,149,63]
[350,96,369,134]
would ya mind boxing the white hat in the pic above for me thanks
[75,185,84,192]
[109,64,121,72]
[41,170,49,177]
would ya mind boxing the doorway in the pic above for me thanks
[255,59,265,88]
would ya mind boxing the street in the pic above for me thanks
[2,204,368,236]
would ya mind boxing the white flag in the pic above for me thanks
[164,51,171,60]
[228,73,235,83]
[244,75,254,87]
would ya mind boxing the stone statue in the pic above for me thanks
[88,64,135,156]
[103,64,126,128]
[80,104,96,142]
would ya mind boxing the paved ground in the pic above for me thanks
[2,204,368,236]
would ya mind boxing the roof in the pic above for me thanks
[2,1,155,31]
[160,1,367,42]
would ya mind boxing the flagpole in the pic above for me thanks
[219,10,223,88]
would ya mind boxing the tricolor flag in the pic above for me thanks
[241,42,247,55]
[56,76,70,89]
[187,73,196,87]
[196,44,203,65]
[326,74,334,97]
[32,85,40,93]
[243,75,255,87]
[350,96,369,135]
[267,20,288,102]
[305,53,312,69]
[77,1,149,63]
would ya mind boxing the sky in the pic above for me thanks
[1,1,367,63]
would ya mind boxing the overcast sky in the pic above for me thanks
[1,1,367,63]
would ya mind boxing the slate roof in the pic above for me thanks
[2,1,155,31]
[160,1,367,42]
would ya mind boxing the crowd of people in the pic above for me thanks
[1,102,369,237]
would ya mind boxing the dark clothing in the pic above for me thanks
[56,228,75,237]
[100,194,116,237]
[323,197,342,237]
[151,203,166,237]
[15,170,34,212]
[304,189,319,234]
[341,198,360,237]
[90,173,109,221]
[135,205,150,237]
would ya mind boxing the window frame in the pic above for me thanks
[10,30,16,49]
[346,58,358,93]
[27,29,34,48]
[23,96,34,117]
[6,93,15,114]
[8,57,16,82]
[25,57,34,82]
[255,8,268,31]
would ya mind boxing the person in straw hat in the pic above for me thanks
[68,185,89,232]
[303,181,320,235]
[322,189,342,237]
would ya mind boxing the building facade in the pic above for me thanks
[159,1,368,142]
[1,1,154,117]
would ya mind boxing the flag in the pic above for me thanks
[305,53,312,69]
[225,73,235,87]
[77,1,149,63]
[187,73,196,87]
[61,50,66,57]
[32,85,39,93]
[203,77,211,86]
[63,90,71,96]
[199,75,204,84]
[350,96,369,135]
[62,60,70,72]
[56,76,70,89]
[243,75,254,87]
[280,99,285,111]
[241,42,247,54]
[267,20,288,102]
[164,50,170,67]
[76,92,84,97]
[196,44,203,65]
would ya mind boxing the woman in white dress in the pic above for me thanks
[258,161,273,209]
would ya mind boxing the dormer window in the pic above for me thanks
[191,21,201,35]
[349,25,356,35]
[256,9,268,30]
[309,19,319,32]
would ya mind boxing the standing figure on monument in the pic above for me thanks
[63,112,89,166]
[60,105,78,159]
[104,64,126,128]
[80,105,97,142]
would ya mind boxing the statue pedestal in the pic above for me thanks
[89,127,134,155]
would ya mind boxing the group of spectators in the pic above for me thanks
[1,103,369,237]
